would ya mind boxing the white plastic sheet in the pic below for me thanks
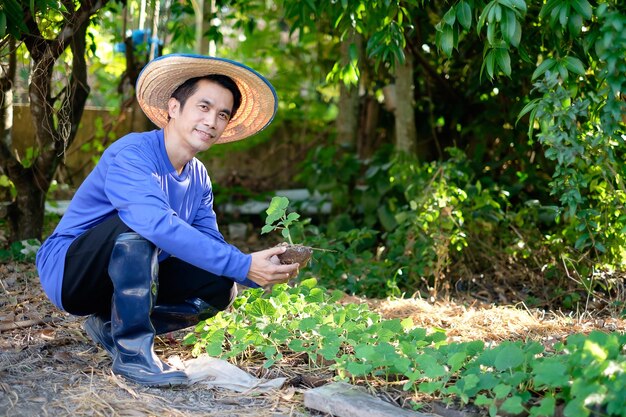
[169,355,287,393]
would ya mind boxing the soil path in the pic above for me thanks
[2,262,624,417]
[0,263,312,417]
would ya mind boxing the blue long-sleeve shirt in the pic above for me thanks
[36,129,254,310]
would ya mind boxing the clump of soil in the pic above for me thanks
[276,242,313,268]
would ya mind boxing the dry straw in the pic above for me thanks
[136,54,277,143]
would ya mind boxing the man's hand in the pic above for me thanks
[247,246,300,287]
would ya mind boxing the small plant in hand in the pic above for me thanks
[261,196,313,267]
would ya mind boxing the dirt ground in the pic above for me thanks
[1,261,625,417]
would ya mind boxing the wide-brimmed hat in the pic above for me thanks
[136,54,277,143]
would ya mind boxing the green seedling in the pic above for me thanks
[261,196,300,245]
[260,196,314,267]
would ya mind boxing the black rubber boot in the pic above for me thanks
[108,233,188,387]
[151,298,220,335]
[84,314,115,357]
[85,298,219,357]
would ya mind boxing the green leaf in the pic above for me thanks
[502,9,517,45]
[381,318,404,334]
[562,56,586,76]
[568,12,583,35]
[346,361,373,376]
[286,212,300,222]
[440,25,454,57]
[508,0,527,15]
[304,0,316,12]
[183,333,197,345]
[593,241,606,253]
[517,98,540,124]
[288,339,309,352]
[556,62,568,80]
[511,19,522,47]
[298,317,320,331]
[539,0,559,19]
[204,329,225,356]
[531,58,556,80]
[418,353,447,378]
[266,196,289,216]
[419,381,445,394]
[493,383,512,399]
[2,0,28,36]
[495,48,511,76]
[305,287,326,303]
[574,233,590,249]
[559,4,569,26]
[583,339,608,361]
[477,3,492,33]
[265,211,282,226]
[328,290,344,303]
[443,8,456,26]
[261,224,274,234]
[484,49,496,79]
[487,20,496,44]
[529,396,556,417]
[300,277,318,289]
[475,394,494,406]
[563,398,587,417]
[570,0,592,20]
[447,351,468,372]
[0,174,13,188]
[354,343,377,361]
[348,42,358,61]
[319,341,341,360]
[400,317,414,330]
[0,12,6,38]
[247,299,277,317]
[456,1,472,30]
[494,4,502,22]
[532,357,569,388]
[501,396,525,414]
[494,343,524,371]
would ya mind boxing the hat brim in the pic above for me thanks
[136,54,277,144]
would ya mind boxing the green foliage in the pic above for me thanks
[0,175,16,199]
[520,73,626,268]
[0,239,41,263]
[296,145,519,298]
[288,0,626,298]
[436,0,626,273]
[261,196,301,245]
[188,281,626,416]
[185,278,448,372]
[280,0,410,74]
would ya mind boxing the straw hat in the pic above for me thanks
[136,54,277,143]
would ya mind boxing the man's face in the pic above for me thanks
[167,79,234,154]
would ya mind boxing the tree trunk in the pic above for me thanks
[0,39,16,156]
[394,54,417,154]
[0,0,109,241]
[6,169,46,241]
[356,96,380,159]
[335,34,361,149]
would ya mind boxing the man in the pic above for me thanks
[36,54,300,387]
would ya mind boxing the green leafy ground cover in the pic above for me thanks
[186,279,626,417]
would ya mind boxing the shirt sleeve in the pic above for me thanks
[192,175,260,288]
[103,145,252,284]
[191,177,227,244]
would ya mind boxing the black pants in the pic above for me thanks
[61,214,236,316]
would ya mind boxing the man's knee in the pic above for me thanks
[208,277,237,311]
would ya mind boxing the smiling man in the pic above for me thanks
[36,54,299,387]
